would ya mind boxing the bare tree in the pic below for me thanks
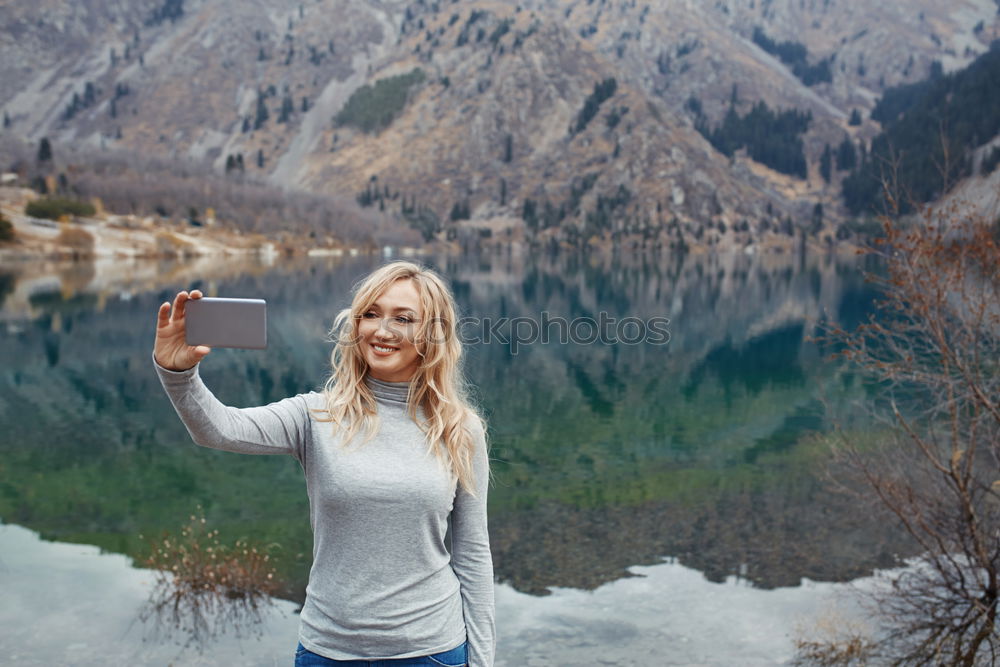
[813,206,1000,665]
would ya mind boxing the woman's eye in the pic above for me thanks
[396,317,412,324]
[362,312,377,319]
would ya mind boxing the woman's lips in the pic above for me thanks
[370,342,398,355]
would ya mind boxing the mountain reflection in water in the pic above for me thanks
[0,521,880,666]
[0,249,908,605]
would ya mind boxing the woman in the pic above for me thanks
[152,261,495,667]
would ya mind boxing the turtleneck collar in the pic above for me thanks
[364,374,412,405]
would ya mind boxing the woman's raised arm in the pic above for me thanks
[153,290,312,461]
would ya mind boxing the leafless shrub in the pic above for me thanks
[54,224,95,257]
[812,204,1000,666]
[136,509,281,649]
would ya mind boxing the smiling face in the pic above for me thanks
[357,278,423,382]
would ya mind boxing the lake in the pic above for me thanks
[0,248,907,664]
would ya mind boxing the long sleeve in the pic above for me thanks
[153,353,312,462]
[450,416,496,667]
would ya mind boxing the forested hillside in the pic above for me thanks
[843,42,1000,215]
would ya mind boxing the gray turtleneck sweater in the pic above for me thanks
[153,357,495,666]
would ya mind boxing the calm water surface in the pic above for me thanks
[0,249,906,660]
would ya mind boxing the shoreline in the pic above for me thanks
[1,186,865,263]
[0,186,383,262]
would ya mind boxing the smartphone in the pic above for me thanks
[185,297,267,349]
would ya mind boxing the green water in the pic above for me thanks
[0,249,906,602]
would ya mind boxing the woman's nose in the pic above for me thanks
[375,318,399,339]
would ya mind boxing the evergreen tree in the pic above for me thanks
[982,146,1000,175]
[836,137,856,171]
[449,201,471,221]
[810,202,824,235]
[696,100,811,178]
[146,0,185,27]
[257,149,265,168]
[522,198,538,230]
[841,162,880,216]
[4,112,11,128]
[356,184,374,207]
[37,137,52,163]
[63,91,83,121]
[0,212,14,242]
[278,94,294,123]
[820,144,833,183]
[572,78,617,135]
[254,93,269,130]
[849,108,862,126]
[333,69,425,134]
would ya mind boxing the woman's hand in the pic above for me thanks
[154,290,211,371]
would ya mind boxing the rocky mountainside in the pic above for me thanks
[1,0,997,248]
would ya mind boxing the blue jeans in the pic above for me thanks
[294,641,468,667]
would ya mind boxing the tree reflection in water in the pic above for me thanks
[135,509,282,649]
[0,250,908,604]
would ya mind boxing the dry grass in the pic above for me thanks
[154,230,195,256]
[794,636,878,666]
[793,609,879,666]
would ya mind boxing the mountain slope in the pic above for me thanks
[1,0,997,247]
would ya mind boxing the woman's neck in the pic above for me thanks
[365,374,411,405]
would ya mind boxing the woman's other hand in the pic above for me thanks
[154,290,211,371]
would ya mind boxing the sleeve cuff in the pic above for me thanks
[151,351,200,382]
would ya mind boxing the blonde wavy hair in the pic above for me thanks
[313,261,486,495]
